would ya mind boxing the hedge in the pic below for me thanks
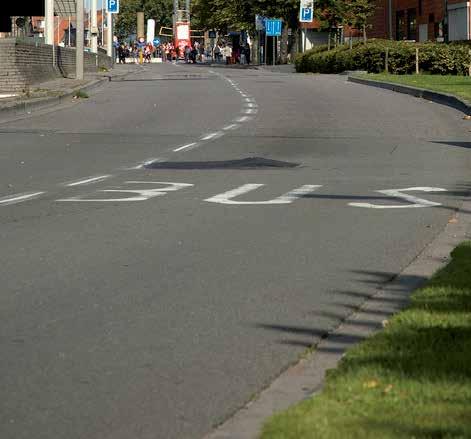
[295,39,471,75]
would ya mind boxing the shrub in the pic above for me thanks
[295,39,471,75]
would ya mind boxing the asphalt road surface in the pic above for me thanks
[1,63,470,439]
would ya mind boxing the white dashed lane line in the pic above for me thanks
[174,142,199,152]
[66,175,111,187]
[0,191,45,206]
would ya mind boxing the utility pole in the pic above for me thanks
[76,0,84,79]
[106,12,113,58]
[91,0,98,53]
[45,0,54,44]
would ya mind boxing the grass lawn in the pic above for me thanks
[261,242,471,439]
[357,73,471,102]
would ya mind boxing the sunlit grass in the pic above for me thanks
[261,242,471,438]
[357,73,471,102]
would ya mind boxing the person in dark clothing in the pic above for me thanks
[245,45,251,64]
[117,44,127,64]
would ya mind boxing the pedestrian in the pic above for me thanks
[214,44,221,63]
[117,43,127,64]
[184,45,191,63]
[245,44,251,65]
[144,43,153,63]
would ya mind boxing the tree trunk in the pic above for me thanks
[328,29,331,50]
[280,24,289,64]
[363,24,367,43]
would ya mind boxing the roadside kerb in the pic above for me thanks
[348,75,471,116]
[0,68,142,121]
[205,203,471,438]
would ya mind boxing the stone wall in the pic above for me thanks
[0,38,112,91]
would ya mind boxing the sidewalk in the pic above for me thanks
[0,64,140,119]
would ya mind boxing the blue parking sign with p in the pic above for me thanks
[107,0,119,13]
[300,7,313,22]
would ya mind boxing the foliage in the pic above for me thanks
[191,0,299,34]
[115,0,173,41]
[342,0,377,41]
[295,39,471,75]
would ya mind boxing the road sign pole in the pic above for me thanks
[106,12,113,58]
[91,0,98,53]
[76,0,84,80]
[273,36,275,66]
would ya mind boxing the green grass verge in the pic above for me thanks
[261,242,471,439]
[357,73,471,102]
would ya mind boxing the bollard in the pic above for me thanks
[416,47,419,74]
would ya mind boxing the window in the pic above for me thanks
[407,9,417,40]
[396,11,405,40]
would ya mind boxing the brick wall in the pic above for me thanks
[0,38,112,92]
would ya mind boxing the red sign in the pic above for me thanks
[175,23,190,58]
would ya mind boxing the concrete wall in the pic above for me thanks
[0,38,112,91]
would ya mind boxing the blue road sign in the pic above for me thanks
[106,0,119,14]
[265,19,282,37]
[153,38,161,46]
[300,7,313,22]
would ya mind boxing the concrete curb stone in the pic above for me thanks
[205,196,471,439]
[0,67,139,120]
[348,75,471,116]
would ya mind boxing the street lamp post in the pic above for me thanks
[76,0,84,79]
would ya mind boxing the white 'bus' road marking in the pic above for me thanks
[0,191,45,206]
[57,181,193,202]
[245,103,257,108]
[243,109,257,115]
[349,187,447,209]
[205,184,323,205]
[174,142,198,152]
[66,175,111,187]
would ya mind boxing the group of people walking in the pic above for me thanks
[116,42,156,64]
[115,39,251,65]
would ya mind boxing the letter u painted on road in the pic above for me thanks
[205,184,322,205]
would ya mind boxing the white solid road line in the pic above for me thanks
[174,142,198,152]
[66,175,111,187]
[0,191,45,206]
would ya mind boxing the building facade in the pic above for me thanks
[368,0,471,41]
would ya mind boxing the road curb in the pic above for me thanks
[205,205,471,438]
[348,76,471,116]
[0,68,138,121]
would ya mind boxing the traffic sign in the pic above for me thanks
[299,0,314,22]
[300,7,313,22]
[153,38,161,46]
[265,19,282,37]
[106,0,119,14]
[255,15,266,31]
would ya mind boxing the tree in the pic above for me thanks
[342,0,376,43]
[115,0,173,41]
